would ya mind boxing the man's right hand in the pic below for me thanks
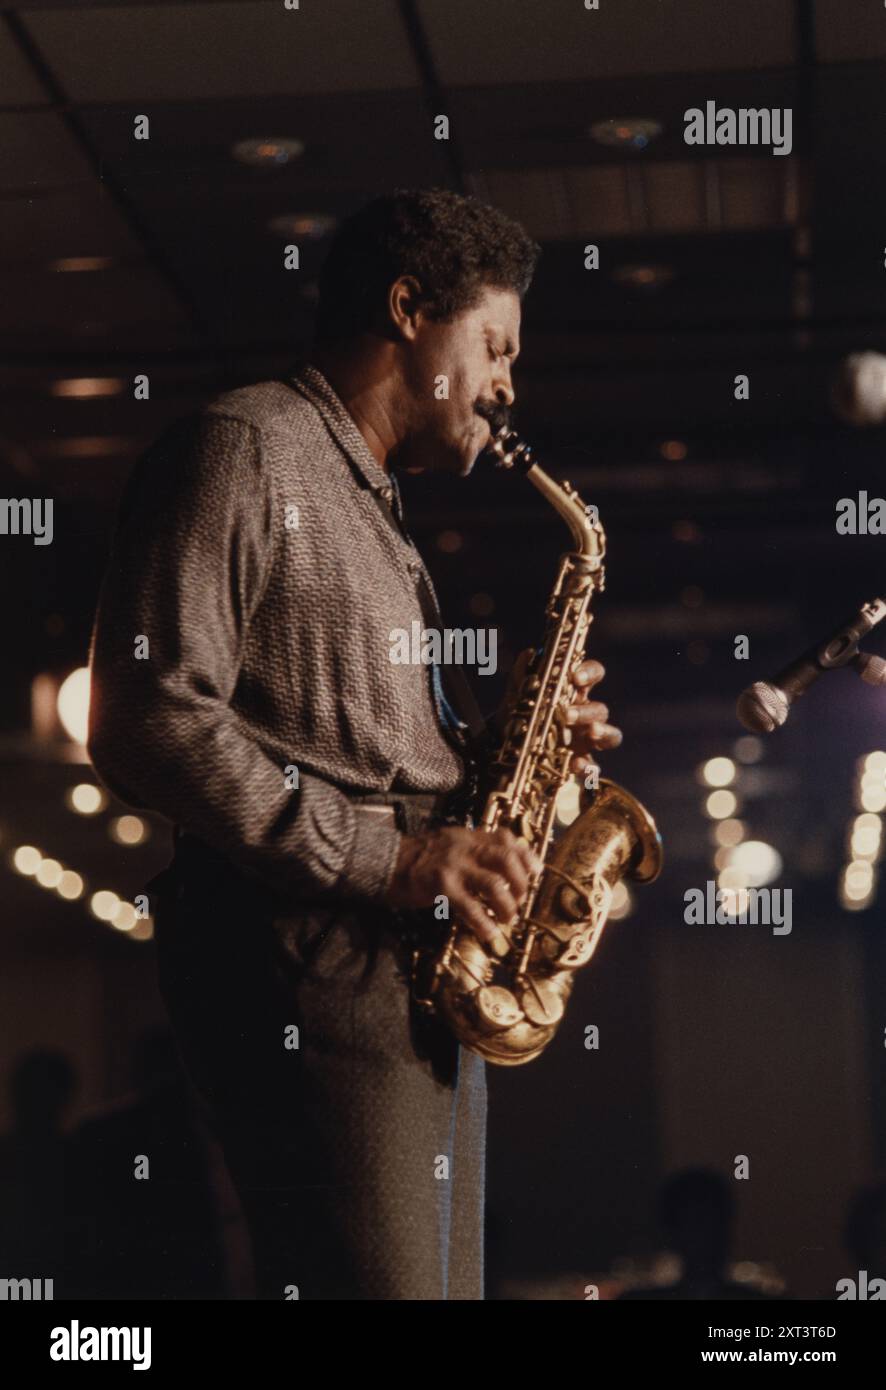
[383,826,541,954]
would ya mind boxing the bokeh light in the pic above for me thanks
[90,890,121,922]
[12,845,41,875]
[57,871,84,901]
[112,901,138,932]
[67,783,104,815]
[849,814,883,862]
[57,667,90,744]
[35,858,63,889]
[705,789,737,819]
[714,818,746,847]
[701,757,736,788]
[723,840,782,888]
[734,736,763,764]
[110,815,147,846]
[608,881,633,920]
[555,781,581,826]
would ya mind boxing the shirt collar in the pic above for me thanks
[287,359,403,518]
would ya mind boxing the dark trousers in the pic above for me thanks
[151,806,487,1301]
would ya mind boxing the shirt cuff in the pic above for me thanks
[339,810,403,902]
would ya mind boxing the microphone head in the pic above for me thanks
[736,681,790,733]
[855,651,886,687]
[831,351,886,426]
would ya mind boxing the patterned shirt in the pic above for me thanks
[87,360,474,905]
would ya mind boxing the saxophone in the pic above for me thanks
[410,427,663,1067]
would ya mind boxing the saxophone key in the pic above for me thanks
[473,986,524,1033]
[556,930,598,970]
[519,976,565,1027]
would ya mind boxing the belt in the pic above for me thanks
[164,789,456,880]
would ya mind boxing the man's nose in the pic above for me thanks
[493,366,515,408]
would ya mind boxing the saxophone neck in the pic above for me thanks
[526,462,605,567]
[488,427,605,565]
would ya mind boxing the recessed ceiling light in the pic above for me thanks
[611,263,675,290]
[36,436,135,458]
[660,439,688,461]
[588,118,663,150]
[49,256,115,273]
[232,137,305,168]
[51,378,127,399]
[267,213,337,240]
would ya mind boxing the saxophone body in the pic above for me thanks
[411,428,663,1067]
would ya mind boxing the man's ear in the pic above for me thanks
[388,275,423,342]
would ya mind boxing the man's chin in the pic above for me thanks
[461,451,481,477]
[447,448,479,478]
[427,448,477,478]
[414,440,482,478]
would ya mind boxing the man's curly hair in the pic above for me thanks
[314,187,540,345]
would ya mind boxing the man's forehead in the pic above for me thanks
[478,289,521,349]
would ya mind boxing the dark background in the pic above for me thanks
[1,0,884,1299]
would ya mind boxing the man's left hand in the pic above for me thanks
[496,650,623,777]
[563,658,622,777]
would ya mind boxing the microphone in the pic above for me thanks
[854,650,886,686]
[736,598,886,733]
[832,352,886,425]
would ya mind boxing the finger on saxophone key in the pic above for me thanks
[517,838,543,878]
[515,835,543,876]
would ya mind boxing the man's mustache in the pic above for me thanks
[474,400,512,436]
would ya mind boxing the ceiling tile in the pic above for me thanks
[0,265,194,348]
[0,20,50,105]
[0,112,95,189]
[24,1,422,101]
[468,160,795,240]
[450,69,801,173]
[0,186,142,261]
[816,1,886,62]
[418,0,795,85]
[75,90,452,186]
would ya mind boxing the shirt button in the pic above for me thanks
[380,487,393,504]
[407,559,421,580]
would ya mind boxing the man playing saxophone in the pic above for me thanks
[87,188,622,1301]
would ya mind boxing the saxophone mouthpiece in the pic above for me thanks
[488,426,534,472]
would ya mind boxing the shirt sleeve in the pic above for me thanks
[86,411,402,904]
